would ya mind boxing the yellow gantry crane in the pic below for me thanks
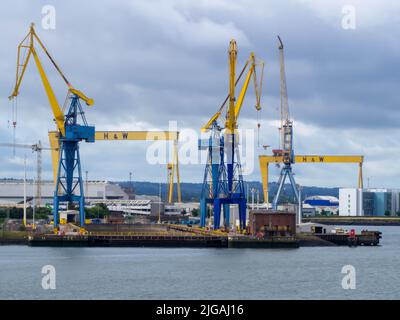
[9,23,95,229]
[259,155,364,203]
[48,130,181,203]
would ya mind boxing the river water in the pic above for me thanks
[0,226,399,299]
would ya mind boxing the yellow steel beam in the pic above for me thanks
[259,155,363,163]
[260,158,269,206]
[48,130,181,202]
[259,155,364,203]
[96,131,181,202]
[48,131,60,183]
[167,144,181,204]
[295,155,363,163]
[31,46,66,136]
[95,131,179,141]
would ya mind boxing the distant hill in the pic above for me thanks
[118,181,339,204]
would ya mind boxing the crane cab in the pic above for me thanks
[65,125,95,143]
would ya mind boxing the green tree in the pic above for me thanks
[384,210,391,217]
[0,207,50,220]
[85,204,109,219]
[0,210,7,219]
[191,208,199,217]
[36,207,51,219]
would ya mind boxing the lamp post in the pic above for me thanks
[85,170,89,199]
[23,155,27,227]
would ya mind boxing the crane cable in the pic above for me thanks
[255,58,264,147]
[12,97,17,156]
[9,39,31,157]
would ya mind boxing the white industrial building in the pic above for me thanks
[0,179,128,204]
[90,199,160,216]
[339,188,362,216]
[339,188,400,216]
[89,199,199,217]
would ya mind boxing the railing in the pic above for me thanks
[229,235,297,242]
[167,224,229,237]
[90,234,225,241]
[88,231,174,237]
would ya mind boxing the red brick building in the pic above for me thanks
[249,210,296,237]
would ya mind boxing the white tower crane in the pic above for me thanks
[0,141,54,207]
[271,36,299,209]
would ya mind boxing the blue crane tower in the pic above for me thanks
[53,94,95,228]
[199,40,264,230]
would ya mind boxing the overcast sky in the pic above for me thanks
[0,0,399,189]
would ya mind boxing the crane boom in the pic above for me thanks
[278,35,289,126]
[269,36,297,208]
[234,52,263,119]
[226,40,238,132]
[8,23,94,137]
[201,52,264,132]
[200,62,247,133]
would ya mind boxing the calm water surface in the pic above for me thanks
[0,226,399,299]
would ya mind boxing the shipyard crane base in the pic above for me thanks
[200,131,247,230]
[272,164,299,210]
[199,40,264,231]
[53,94,95,228]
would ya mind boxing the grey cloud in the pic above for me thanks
[0,0,399,187]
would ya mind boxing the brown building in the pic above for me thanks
[105,211,125,224]
[249,210,296,237]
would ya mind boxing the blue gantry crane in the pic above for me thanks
[199,40,264,230]
[9,24,94,232]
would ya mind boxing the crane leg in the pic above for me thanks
[223,203,230,228]
[287,168,299,203]
[272,168,287,210]
[259,160,269,204]
[239,199,247,230]
[200,199,207,227]
[213,199,222,229]
[53,194,59,229]
[358,163,363,189]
